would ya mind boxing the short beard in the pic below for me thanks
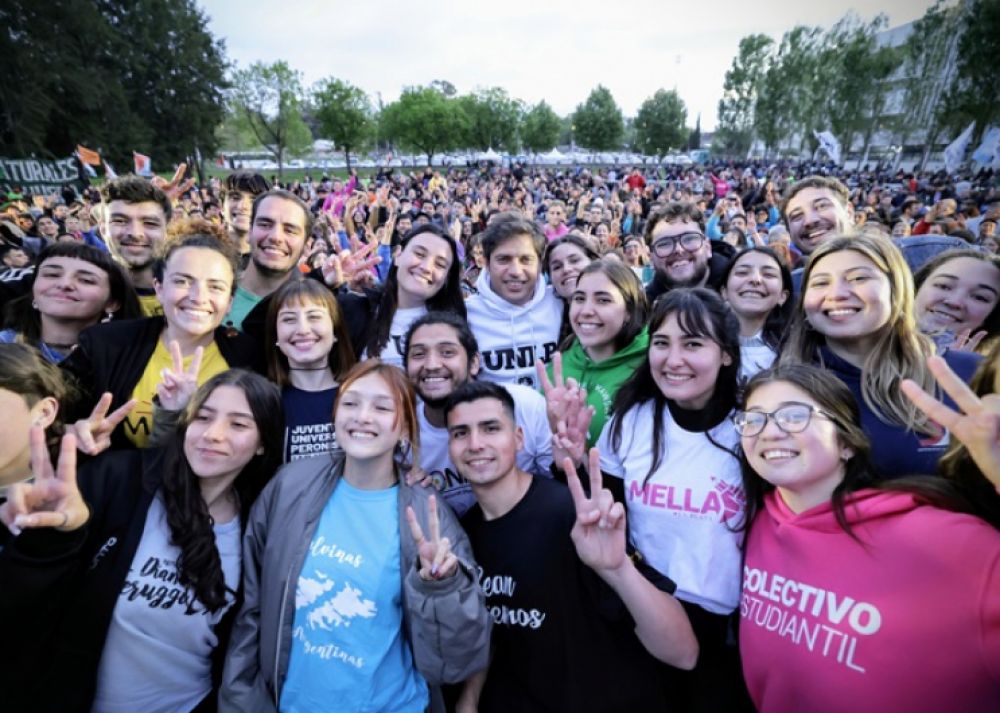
[661,262,709,289]
[251,254,294,279]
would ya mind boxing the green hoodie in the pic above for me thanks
[547,328,650,447]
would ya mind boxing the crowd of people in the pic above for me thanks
[0,158,998,713]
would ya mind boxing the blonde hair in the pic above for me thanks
[781,233,937,433]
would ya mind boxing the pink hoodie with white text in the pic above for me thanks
[740,488,1000,713]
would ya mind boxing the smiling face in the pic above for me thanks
[33,256,117,324]
[276,298,336,370]
[803,250,892,353]
[405,323,478,408]
[447,396,522,489]
[487,233,539,306]
[548,242,592,298]
[649,218,712,289]
[155,247,235,340]
[648,312,731,409]
[249,196,308,277]
[915,257,1000,337]
[334,373,404,461]
[742,380,848,512]
[184,385,262,487]
[570,271,627,362]
[224,189,254,235]
[105,200,167,271]
[785,187,853,255]
[722,252,788,321]
[394,232,454,308]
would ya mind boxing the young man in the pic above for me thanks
[100,176,172,316]
[464,213,562,388]
[221,171,270,262]
[643,201,731,304]
[445,381,697,712]
[543,200,569,240]
[779,175,854,258]
[403,311,552,516]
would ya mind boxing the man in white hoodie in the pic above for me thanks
[466,213,563,388]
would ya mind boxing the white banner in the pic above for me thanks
[972,127,1000,169]
[944,122,975,174]
[813,130,842,165]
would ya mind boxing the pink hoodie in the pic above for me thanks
[740,488,1000,713]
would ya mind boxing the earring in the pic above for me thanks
[31,300,39,310]
[101,310,114,323]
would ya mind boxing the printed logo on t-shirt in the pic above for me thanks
[474,565,547,630]
[627,475,745,524]
[916,419,950,451]
[741,566,882,674]
[286,423,338,461]
[120,555,217,615]
[481,341,558,385]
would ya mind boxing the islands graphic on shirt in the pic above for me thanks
[296,571,377,630]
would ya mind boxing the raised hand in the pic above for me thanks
[1,428,89,536]
[151,164,197,201]
[948,328,987,354]
[156,341,203,412]
[71,392,137,456]
[552,384,594,468]
[406,495,458,580]
[320,239,381,290]
[536,354,574,432]
[901,356,1000,489]
[561,448,626,574]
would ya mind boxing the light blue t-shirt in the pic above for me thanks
[279,479,428,713]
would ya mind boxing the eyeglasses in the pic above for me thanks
[731,403,832,437]
[650,232,705,257]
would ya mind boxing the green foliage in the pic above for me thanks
[0,0,227,166]
[520,101,562,153]
[944,0,1000,141]
[229,61,312,177]
[380,86,468,164]
[458,88,524,152]
[572,86,625,151]
[715,34,774,157]
[634,89,688,158]
[688,114,702,150]
[312,78,374,170]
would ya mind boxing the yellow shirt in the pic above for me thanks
[123,340,228,448]
[137,290,163,317]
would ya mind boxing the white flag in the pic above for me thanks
[972,127,1000,167]
[944,122,975,174]
[813,130,842,165]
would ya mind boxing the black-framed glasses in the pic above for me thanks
[650,232,705,257]
[731,403,832,437]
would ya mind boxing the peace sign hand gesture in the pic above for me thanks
[901,356,1000,490]
[156,341,203,412]
[537,354,576,432]
[1,429,89,536]
[562,448,626,574]
[71,392,137,456]
[321,239,381,291]
[552,384,594,469]
[406,495,458,581]
[151,164,197,201]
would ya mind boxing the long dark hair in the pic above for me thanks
[608,287,741,483]
[719,246,793,352]
[161,370,283,612]
[363,224,466,358]
[564,258,648,352]
[740,364,980,537]
[2,242,142,342]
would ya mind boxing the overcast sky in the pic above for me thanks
[201,0,940,131]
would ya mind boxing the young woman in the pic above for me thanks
[913,248,1000,352]
[62,233,261,451]
[719,247,792,383]
[781,232,980,478]
[586,288,751,711]
[0,242,141,363]
[540,258,649,447]
[0,342,73,490]
[0,370,284,712]
[543,232,600,300]
[266,278,356,463]
[735,364,1000,713]
[340,223,466,367]
[219,360,489,712]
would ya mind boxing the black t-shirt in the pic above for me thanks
[461,477,671,713]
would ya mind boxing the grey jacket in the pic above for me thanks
[218,451,490,712]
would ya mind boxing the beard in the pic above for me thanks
[661,260,710,289]
[251,253,294,278]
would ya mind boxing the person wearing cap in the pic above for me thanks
[967,191,1000,237]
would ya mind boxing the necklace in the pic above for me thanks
[288,366,330,371]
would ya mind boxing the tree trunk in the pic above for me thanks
[344,148,352,173]
[277,147,284,182]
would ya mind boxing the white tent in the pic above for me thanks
[539,148,567,164]
[477,147,502,162]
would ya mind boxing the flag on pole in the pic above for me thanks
[133,152,152,176]
[972,127,1000,168]
[103,161,118,179]
[944,122,975,174]
[82,163,97,178]
[813,130,842,165]
[76,145,101,166]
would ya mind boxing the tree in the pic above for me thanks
[572,86,625,151]
[312,78,374,171]
[715,34,774,157]
[945,0,1000,144]
[520,101,562,154]
[633,89,687,158]
[688,114,702,150]
[380,86,467,165]
[458,87,523,151]
[228,61,312,178]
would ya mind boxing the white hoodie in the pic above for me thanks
[466,270,563,388]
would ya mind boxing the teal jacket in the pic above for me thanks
[549,328,650,447]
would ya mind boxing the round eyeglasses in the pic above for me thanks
[650,232,705,258]
[731,403,832,437]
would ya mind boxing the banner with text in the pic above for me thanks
[0,156,86,196]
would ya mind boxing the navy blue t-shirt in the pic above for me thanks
[282,386,339,463]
